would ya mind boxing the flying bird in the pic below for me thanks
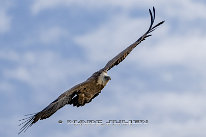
[19,7,164,134]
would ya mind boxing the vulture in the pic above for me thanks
[19,7,164,134]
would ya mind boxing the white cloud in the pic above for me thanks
[132,33,206,69]
[73,6,206,77]
[0,81,14,95]
[159,0,206,20]
[2,50,88,85]
[31,0,67,14]
[0,50,19,61]
[31,0,206,21]
[74,14,149,63]
[31,0,150,14]
[1,50,93,104]
[39,27,69,44]
[0,11,11,33]
[0,2,12,34]
[23,26,69,45]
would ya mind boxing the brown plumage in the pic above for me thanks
[18,7,164,134]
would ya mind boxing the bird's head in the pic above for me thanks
[97,71,111,86]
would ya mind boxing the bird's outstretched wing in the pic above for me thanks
[103,7,164,71]
[18,81,89,134]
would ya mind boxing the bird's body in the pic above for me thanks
[19,7,164,134]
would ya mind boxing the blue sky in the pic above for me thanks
[1,0,206,137]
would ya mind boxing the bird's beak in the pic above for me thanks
[105,76,111,80]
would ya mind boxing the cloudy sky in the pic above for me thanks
[1,0,206,137]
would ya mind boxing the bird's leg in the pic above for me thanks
[78,93,85,105]
[78,92,92,105]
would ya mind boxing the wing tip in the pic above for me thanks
[135,7,164,43]
[18,113,38,135]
